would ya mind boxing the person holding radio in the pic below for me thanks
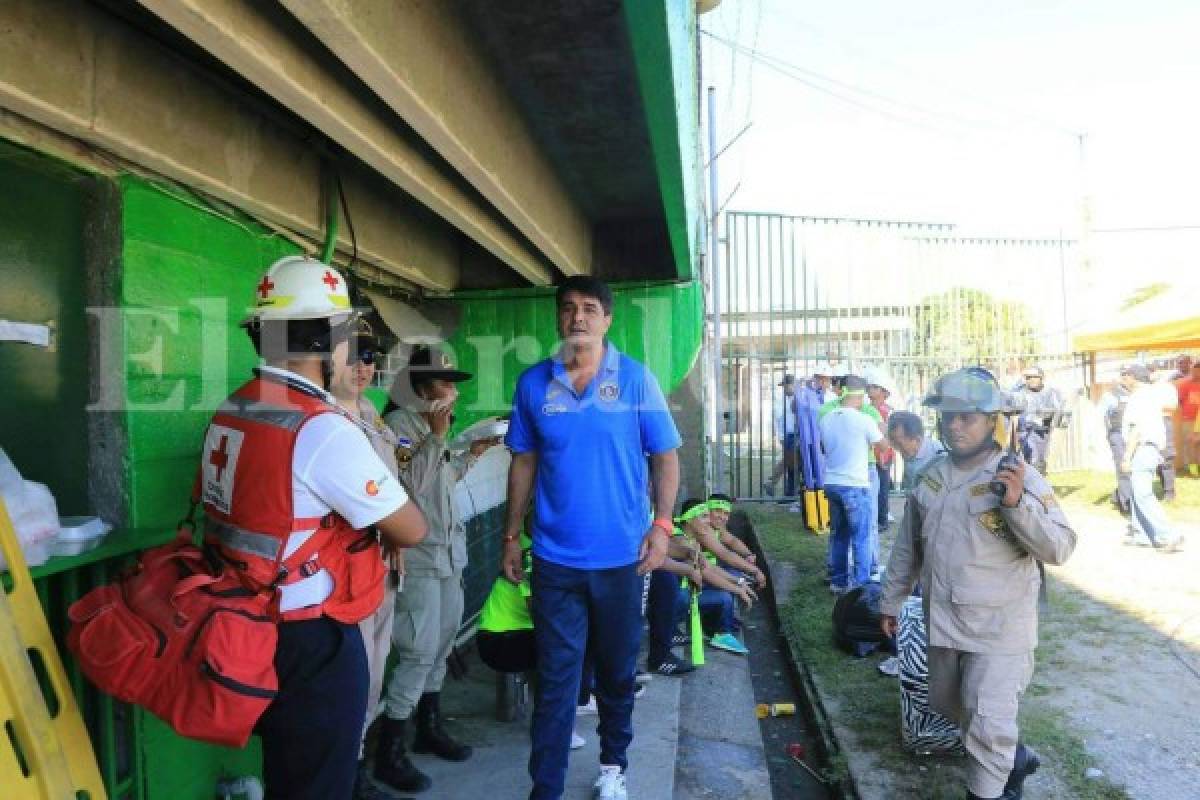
[880,368,1077,800]
[374,344,500,794]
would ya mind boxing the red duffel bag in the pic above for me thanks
[67,528,278,748]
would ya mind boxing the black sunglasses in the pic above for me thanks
[354,349,377,366]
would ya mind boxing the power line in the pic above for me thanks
[702,29,1080,142]
[702,29,968,136]
[761,2,1081,138]
[705,30,1015,137]
[1093,225,1200,233]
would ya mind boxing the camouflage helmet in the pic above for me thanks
[923,368,1006,413]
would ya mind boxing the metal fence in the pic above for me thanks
[715,212,1088,498]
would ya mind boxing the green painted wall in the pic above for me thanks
[441,280,704,431]
[119,176,300,530]
[0,141,92,514]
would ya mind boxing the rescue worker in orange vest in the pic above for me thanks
[199,255,427,800]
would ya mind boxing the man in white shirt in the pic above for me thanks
[1120,365,1183,551]
[1149,365,1179,501]
[819,375,885,591]
[764,374,801,498]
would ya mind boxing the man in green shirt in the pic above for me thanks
[476,537,589,751]
[478,536,536,672]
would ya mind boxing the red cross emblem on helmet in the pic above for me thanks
[245,256,352,324]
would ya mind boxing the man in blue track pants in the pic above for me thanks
[501,276,681,800]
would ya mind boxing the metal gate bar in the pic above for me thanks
[718,212,1082,499]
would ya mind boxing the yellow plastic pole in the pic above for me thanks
[0,497,106,799]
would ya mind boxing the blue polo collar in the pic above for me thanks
[551,341,620,397]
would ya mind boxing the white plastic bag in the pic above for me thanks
[0,448,60,569]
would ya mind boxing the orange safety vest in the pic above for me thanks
[199,371,385,624]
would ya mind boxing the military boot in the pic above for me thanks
[1000,744,1041,799]
[373,717,432,793]
[354,761,410,800]
[411,692,473,761]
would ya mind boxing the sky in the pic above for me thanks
[700,0,1200,291]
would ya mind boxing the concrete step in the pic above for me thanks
[371,642,682,799]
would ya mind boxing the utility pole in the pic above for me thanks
[1077,132,1094,310]
[708,85,725,492]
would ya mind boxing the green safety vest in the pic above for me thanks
[479,544,533,634]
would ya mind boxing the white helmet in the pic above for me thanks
[861,366,895,396]
[246,255,352,324]
[810,361,833,378]
[828,362,849,378]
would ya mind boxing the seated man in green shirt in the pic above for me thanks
[478,534,537,673]
[670,500,762,655]
[477,535,591,750]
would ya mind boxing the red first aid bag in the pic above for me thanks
[67,529,278,748]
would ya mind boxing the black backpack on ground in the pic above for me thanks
[831,582,895,658]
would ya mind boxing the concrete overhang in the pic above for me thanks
[0,0,476,290]
[134,0,555,286]
[2,1,699,288]
[279,0,591,280]
[454,0,701,282]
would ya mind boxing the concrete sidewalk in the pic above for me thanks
[368,643,681,799]
[674,647,773,800]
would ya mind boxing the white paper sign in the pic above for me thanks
[0,320,51,347]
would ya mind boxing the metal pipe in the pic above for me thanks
[708,86,725,491]
[320,165,339,264]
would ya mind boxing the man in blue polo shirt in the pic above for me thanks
[502,275,681,800]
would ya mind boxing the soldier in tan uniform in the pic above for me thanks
[373,344,500,794]
[327,323,405,800]
[880,369,1077,800]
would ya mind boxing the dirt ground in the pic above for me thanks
[1033,498,1200,800]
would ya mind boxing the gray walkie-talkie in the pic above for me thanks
[990,411,1022,497]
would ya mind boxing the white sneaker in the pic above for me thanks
[571,731,586,750]
[577,697,598,716]
[593,765,627,800]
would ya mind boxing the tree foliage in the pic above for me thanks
[912,287,1041,362]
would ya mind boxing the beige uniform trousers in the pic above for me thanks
[384,570,465,720]
[358,572,399,756]
[928,647,1035,799]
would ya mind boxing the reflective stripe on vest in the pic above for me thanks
[216,398,308,432]
[206,519,329,564]
[208,519,283,561]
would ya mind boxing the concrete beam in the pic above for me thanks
[0,0,461,288]
[623,0,701,281]
[279,0,591,278]
[135,0,554,286]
